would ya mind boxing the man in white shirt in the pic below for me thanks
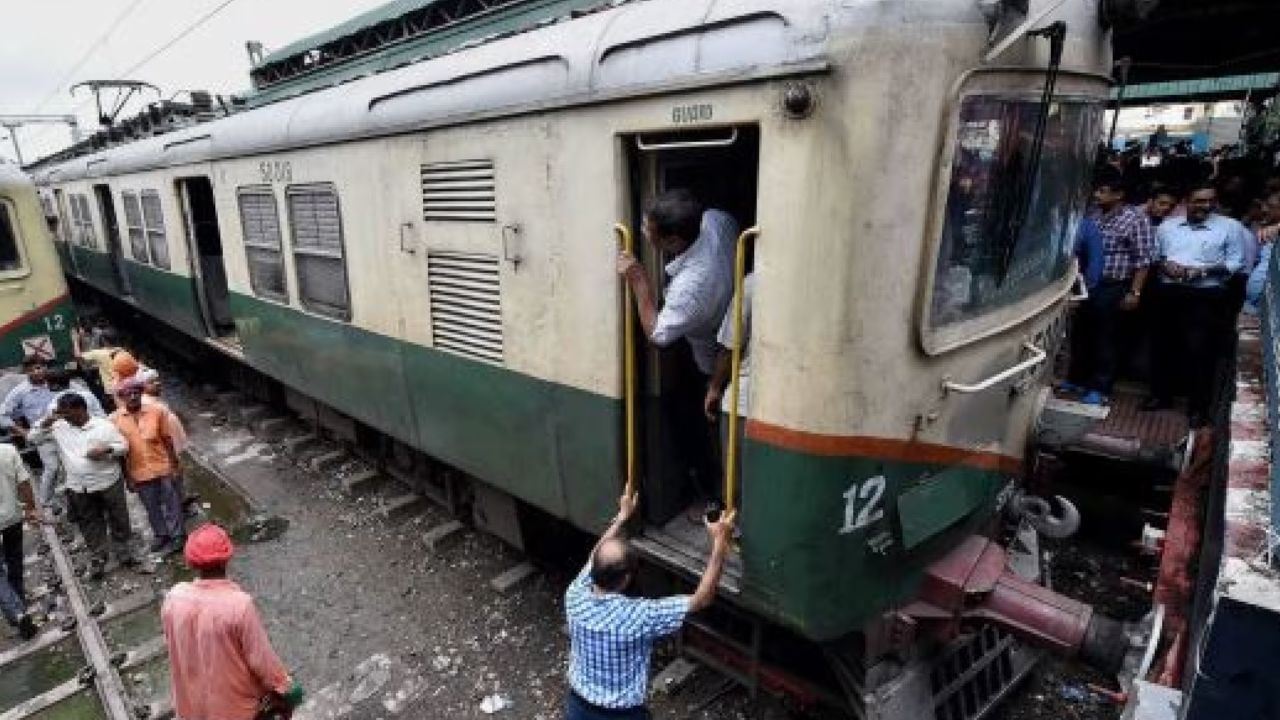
[617,190,737,510]
[0,441,38,639]
[28,394,139,578]
[1145,183,1249,428]
[705,274,756,417]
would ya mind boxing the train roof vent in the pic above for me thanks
[421,159,496,222]
[427,250,504,364]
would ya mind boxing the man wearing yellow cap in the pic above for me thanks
[162,523,303,719]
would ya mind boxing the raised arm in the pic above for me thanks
[589,492,639,564]
[618,254,660,340]
[689,511,735,612]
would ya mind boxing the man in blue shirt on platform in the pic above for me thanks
[564,493,733,719]
[1063,172,1154,406]
[1144,182,1249,428]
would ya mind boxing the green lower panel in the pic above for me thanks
[123,261,206,337]
[70,248,120,295]
[0,296,76,368]
[230,293,622,529]
[739,443,1007,640]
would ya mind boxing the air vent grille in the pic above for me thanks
[421,159,496,222]
[427,251,502,364]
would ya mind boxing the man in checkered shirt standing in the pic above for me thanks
[1066,169,1155,405]
[564,493,734,719]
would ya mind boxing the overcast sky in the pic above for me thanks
[0,0,386,164]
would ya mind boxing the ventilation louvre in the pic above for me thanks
[421,159,496,222]
[428,251,503,364]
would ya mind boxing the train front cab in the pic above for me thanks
[0,171,75,370]
[607,58,1127,714]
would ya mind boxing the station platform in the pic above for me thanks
[1128,312,1280,719]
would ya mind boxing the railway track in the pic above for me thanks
[0,514,175,720]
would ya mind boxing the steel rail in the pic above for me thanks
[39,523,134,720]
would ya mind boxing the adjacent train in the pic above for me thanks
[29,0,1124,712]
[0,163,74,370]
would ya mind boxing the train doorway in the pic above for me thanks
[177,177,235,338]
[93,184,131,295]
[622,124,759,569]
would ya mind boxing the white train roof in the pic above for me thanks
[32,0,1105,183]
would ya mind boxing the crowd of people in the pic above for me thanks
[1066,141,1280,428]
[0,328,303,720]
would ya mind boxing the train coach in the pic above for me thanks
[30,0,1146,714]
[0,163,74,370]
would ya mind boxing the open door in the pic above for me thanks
[93,184,130,294]
[620,125,759,562]
[177,177,235,338]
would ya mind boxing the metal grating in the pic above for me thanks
[427,251,503,364]
[931,626,1036,720]
[421,160,496,222]
[1091,390,1188,450]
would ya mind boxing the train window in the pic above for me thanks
[121,192,149,263]
[140,191,170,270]
[286,184,350,320]
[929,97,1102,328]
[71,194,97,249]
[0,202,23,274]
[238,188,288,302]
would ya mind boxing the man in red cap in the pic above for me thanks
[162,523,303,720]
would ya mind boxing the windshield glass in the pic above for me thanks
[930,96,1102,328]
[0,203,22,273]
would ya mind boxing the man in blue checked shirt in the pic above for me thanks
[564,493,734,719]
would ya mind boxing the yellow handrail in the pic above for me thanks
[725,226,759,515]
[614,223,637,497]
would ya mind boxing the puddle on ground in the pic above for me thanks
[25,689,103,720]
[0,637,85,712]
[100,606,162,651]
[181,457,289,545]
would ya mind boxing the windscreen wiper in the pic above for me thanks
[998,21,1067,283]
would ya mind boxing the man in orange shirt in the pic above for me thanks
[163,524,303,720]
[111,378,186,555]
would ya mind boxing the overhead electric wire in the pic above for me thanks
[116,0,243,79]
[30,0,150,113]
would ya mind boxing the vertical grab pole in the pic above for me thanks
[614,224,637,497]
[725,227,759,515]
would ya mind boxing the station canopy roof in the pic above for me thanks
[1114,0,1280,85]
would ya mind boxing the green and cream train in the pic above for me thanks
[32,0,1132,711]
[0,163,74,370]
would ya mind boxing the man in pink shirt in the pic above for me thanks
[162,524,303,720]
